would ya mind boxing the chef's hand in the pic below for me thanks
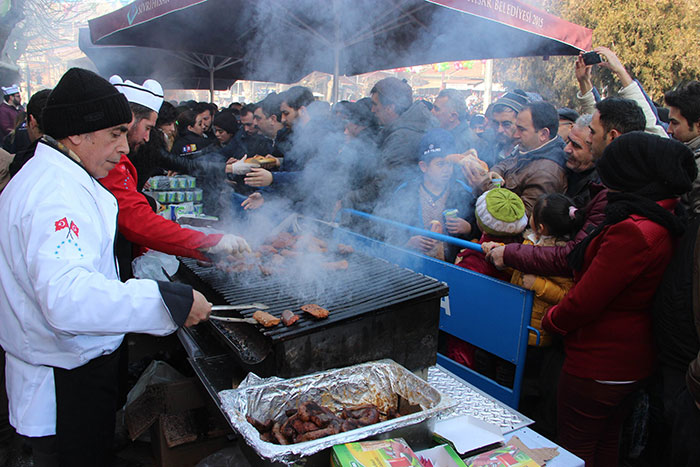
[224,157,238,174]
[241,192,264,210]
[185,290,212,327]
[406,235,436,252]
[208,234,251,255]
[446,217,470,235]
[245,167,273,187]
[486,245,506,269]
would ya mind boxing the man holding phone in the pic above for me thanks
[574,46,667,138]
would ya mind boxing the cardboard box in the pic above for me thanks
[432,415,504,456]
[331,438,423,467]
[415,444,468,467]
[464,443,541,467]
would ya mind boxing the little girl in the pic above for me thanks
[484,193,585,346]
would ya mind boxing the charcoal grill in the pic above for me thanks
[177,249,448,378]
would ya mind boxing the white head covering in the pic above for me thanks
[109,75,163,113]
[2,84,19,96]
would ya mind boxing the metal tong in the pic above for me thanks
[209,303,268,324]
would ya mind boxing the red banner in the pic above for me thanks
[427,0,592,51]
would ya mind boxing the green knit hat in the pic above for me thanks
[475,188,528,236]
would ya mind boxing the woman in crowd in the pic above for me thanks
[542,132,697,466]
[171,109,213,156]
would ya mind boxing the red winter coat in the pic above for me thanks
[542,198,679,381]
[101,155,222,261]
[503,185,608,277]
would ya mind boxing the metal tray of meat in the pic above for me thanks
[218,359,455,464]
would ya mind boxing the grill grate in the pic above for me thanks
[179,253,447,342]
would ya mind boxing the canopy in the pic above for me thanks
[89,0,592,100]
[78,28,239,97]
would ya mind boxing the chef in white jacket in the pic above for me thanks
[0,68,212,467]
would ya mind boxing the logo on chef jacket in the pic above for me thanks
[53,217,83,259]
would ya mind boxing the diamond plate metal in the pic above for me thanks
[428,366,533,433]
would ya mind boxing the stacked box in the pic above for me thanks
[146,176,206,219]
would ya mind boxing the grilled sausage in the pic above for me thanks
[321,260,348,271]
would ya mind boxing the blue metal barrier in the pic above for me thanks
[333,209,534,408]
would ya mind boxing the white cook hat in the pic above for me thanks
[109,75,163,113]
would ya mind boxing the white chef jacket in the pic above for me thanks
[0,141,181,437]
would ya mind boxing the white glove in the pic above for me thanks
[231,160,254,175]
[208,234,251,255]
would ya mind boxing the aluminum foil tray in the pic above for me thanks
[427,366,532,433]
[218,360,455,464]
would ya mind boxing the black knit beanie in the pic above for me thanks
[42,68,132,140]
[597,131,697,200]
[213,111,238,135]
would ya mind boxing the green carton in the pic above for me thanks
[331,438,423,467]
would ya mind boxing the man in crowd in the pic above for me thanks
[223,104,272,160]
[486,97,646,274]
[5,89,51,180]
[479,90,530,167]
[557,107,579,140]
[0,67,212,466]
[253,92,290,159]
[194,102,215,139]
[664,81,700,214]
[370,77,436,203]
[0,84,22,140]
[466,101,567,215]
[563,114,598,207]
[432,88,477,153]
[100,75,249,279]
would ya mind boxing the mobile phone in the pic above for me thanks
[582,51,602,66]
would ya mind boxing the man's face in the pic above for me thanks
[10,93,20,107]
[588,110,610,160]
[371,93,396,126]
[253,107,277,139]
[280,102,299,129]
[420,156,453,187]
[200,110,212,132]
[558,119,574,140]
[77,124,129,179]
[489,109,517,145]
[240,112,257,135]
[667,106,700,143]
[564,125,594,172]
[513,109,545,152]
[432,96,457,130]
[127,110,157,151]
[214,126,233,145]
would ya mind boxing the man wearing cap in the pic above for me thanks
[0,84,22,140]
[101,75,249,279]
[557,107,579,140]
[0,68,212,465]
[482,91,529,165]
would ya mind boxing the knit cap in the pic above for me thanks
[42,68,132,140]
[2,84,19,95]
[475,187,528,236]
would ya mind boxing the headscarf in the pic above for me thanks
[568,132,697,270]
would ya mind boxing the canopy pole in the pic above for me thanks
[331,0,340,104]
[208,54,215,103]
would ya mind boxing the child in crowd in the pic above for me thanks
[484,193,584,346]
[455,186,527,281]
[383,128,477,263]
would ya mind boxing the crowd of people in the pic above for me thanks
[0,44,699,466]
